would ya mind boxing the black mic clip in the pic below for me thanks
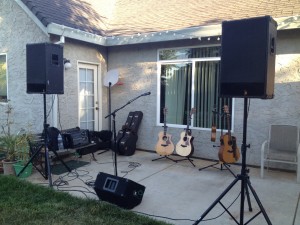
[141,91,151,96]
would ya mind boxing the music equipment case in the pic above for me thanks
[115,111,143,156]
[220,15,277,98]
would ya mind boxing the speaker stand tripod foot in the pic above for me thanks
[193,98,271,225]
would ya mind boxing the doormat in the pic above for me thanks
[51,160,90,175]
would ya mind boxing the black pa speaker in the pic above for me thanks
[26,43,64,94]
[220,15,277,98]
[94,172,145,209]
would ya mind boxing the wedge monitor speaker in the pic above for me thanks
[26,43,64,94]
[220,16,277,98]
[94,172,145,209]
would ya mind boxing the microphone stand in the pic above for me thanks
[105,93,149,177]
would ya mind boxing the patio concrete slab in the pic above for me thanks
[27,150,300,225]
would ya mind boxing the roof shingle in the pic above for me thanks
[21,0,300,36]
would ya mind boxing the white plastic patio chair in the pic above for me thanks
[261,125,300,183]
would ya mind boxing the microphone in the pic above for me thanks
[141,92,151,96]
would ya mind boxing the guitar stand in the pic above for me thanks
[199,161,235,177]
[152,155,177,163]
[193,98,272,225]
[174,157,195,167]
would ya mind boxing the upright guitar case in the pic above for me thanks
[115,111,143,156]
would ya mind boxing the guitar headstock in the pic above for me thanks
[190,108,196,116]
[223,105,230,115]
[224,105,230,117]
[163,107,168,115]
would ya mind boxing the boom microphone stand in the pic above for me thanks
[105,92,151,177]
[193,98,272,225]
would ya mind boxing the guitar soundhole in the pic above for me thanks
[183,137,187,141]
[163,136,168,141]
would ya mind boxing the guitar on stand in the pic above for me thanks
[175,108,196,166]
[155,108,174,156]
[199,107,236,173]
[218,105,240,164]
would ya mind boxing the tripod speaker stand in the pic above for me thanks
[193,98,272,225]
[17,93,71,187]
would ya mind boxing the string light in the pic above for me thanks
[60,25,221,45]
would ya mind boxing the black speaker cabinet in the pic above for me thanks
[94,172,145,209]
[220,15,277,98]
[26,43,64,94]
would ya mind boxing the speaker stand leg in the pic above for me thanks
[18,93,53,187]
[193,98,271,225]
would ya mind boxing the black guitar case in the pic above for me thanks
[115,111,143,156]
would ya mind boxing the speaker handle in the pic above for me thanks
[270,37,276,55]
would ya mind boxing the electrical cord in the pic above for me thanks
[121,162,141,178]
[133,191,241,223]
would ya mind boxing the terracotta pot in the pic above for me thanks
[2,160,17,175]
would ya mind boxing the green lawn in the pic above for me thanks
[0,175,171,225]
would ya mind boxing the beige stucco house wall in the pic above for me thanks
[107,30,300,168]
[1,0,300,169]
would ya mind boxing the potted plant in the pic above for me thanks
[0,103,32,176]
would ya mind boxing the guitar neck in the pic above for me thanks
[226,115,231,139]
[163,108,168,135]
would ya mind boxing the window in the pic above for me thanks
[0,54,7,102]
[158,46,232,130]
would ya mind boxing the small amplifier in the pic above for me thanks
[63,127,90,148]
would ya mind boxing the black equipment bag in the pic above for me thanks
[43,127,63,151]
[115,111,143,156]
[118,131,138,156]
[89,130,112,150]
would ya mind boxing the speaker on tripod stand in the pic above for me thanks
[194,16,277,225]
[17,43,67,187]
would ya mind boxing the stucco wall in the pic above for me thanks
[1,0,300,169]
[1,1,108,134]
[107,33,300,168]
[55,39,108,131]
[0,0,49,134]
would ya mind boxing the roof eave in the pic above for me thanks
[47,23,222,46]
[47,16,300,47]
[47,23,107,46]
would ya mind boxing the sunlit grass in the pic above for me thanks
[0,175,171,225]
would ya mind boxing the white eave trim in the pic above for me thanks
[15,0,49,37]
[106,24,222,46]
[47,23,222,46]
[47,23,107,45]
[276,15,300,30]
[35,16,300,47]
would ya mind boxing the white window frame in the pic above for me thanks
[0,53,8,103]
[156,45,235,131]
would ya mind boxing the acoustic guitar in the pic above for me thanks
[155,108,174,156]
[176,108,195,157]
[218,105,240,163]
